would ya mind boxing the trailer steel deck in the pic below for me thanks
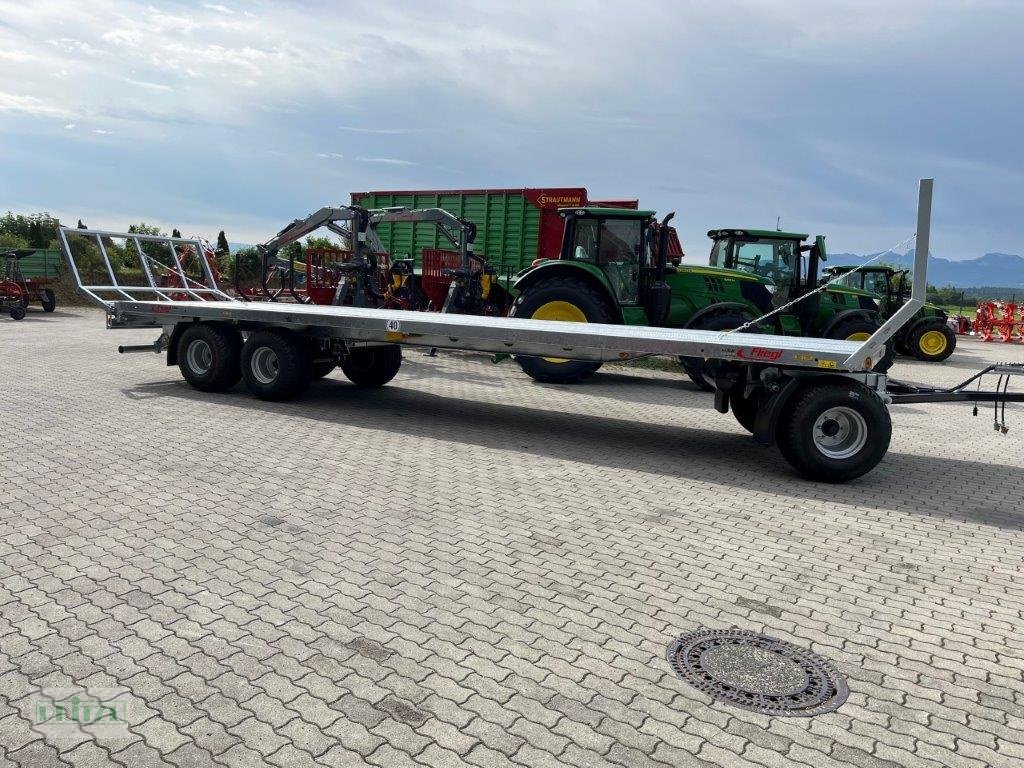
[105,298,873,371]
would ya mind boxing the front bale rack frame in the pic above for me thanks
[56,180,1023,482]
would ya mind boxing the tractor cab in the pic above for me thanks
[820,266,908,315]
[707,229,822,300]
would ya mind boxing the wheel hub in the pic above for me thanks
[812,406,868,459]
[919,329,947,355]
[250,346,280,384]
[186,339,213,375]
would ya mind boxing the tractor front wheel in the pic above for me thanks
[510,276,614,384]
[9,304,26,321]
[777,380,891,483]
[680,310,752,391]
[910,322,955,362]
[828,317,893,373]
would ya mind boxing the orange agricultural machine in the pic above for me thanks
[973,300,1024,343]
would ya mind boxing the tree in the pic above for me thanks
[216,230,230,255]
[172,228,182,239]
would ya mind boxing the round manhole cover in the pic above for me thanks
[667,629,849,716]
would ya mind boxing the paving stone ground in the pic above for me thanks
[2,308,1023,768]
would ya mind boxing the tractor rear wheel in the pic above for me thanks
[177,323,242,392]
[241,329,311,401]
[680,310,751,391]
[510,276,614,384]
[910,322,955,362]
[828,317,894,373]
[341,345,402,387]
[41,289,56,312]
[777,380,891,483]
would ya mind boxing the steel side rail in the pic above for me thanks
[106,299,866,371]
[843,179,932,369]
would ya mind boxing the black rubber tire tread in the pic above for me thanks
[910,321,956,362]
[241,329,312,401]
[9,304,26,321]
[510,276,614,384]
[777,380,891,483]
[41,289,56,312]
[340,345,402,388]
[681,309,752,391]
[828,317,894,373]
[311,361,337,379]
[729,389,760,433]
[177,323,243,392]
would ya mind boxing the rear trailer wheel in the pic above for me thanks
[681,310,751,391]
[510,276,613,384]
[829,317,894,373]
[241,329,311,401]
[778,381,891,483]
[177,324,242,392]
[41,289,56,312]
[341,345,402,387]
[911,322,955,362]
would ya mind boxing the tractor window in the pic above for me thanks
[598,219,642,304]
[862,271,889,296]
[572,220,599,261]
[731,239,798,286]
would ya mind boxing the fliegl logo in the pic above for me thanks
[736,347,783,362]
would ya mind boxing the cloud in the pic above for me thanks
[91,129,113,135]
[356,157,417,166]
[64,123,76,130]
[0,91,70,118]
[339,125,418,135]
[316,152,344,159]
[203,3,234,13]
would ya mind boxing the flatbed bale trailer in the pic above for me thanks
[56,180,1023,482]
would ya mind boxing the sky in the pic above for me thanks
[1,0,1022,260]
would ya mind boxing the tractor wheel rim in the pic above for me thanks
[533,301,587,363]
[812,406,868,460]
[845,331,872,342]
[919,330,947,356]
[186,339,214,375]
[251,347,280,384]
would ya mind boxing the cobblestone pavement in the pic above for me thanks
[2,309,1023,768]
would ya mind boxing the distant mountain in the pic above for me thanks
[827,249,1024,289]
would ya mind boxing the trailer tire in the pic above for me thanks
[729,389,760,433]
[177,323,242,392]
[510,276,613,384]
[241,329,311,401]
[909,322,955,362]
[777,381,891,483]
[9,304,26,321]
[341,345,402,387]
[41,289,56,312]
[311,361,336,379]
[828,317,894,373]
[681,309,751,391]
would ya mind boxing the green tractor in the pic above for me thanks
[509,209,892,386]
[821,265,955,362]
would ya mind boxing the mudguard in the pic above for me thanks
[820,308,876,338]
[685,302,756,329]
